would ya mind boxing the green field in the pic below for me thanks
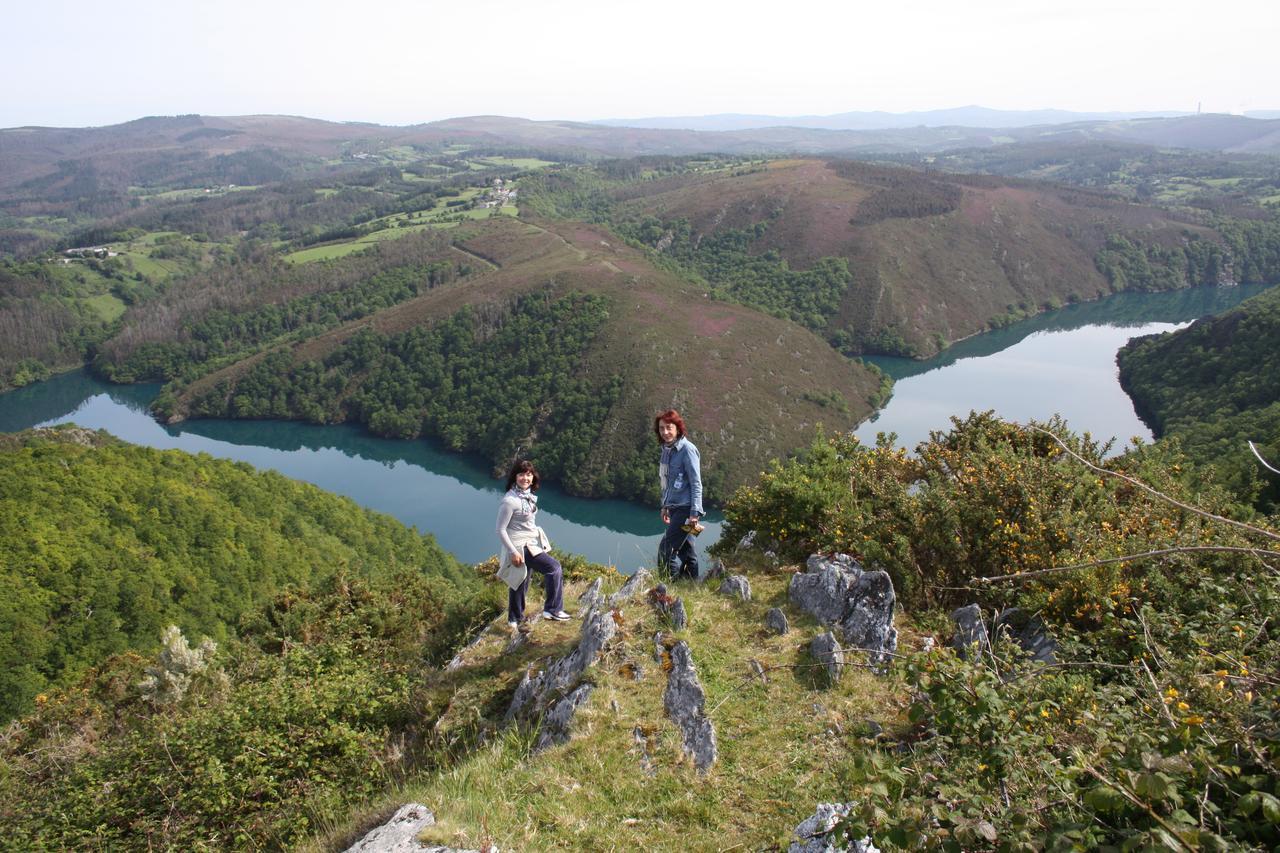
[80,293,127,322]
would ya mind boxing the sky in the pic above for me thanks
[4,0,1277,129]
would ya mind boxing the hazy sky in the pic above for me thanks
[5,0,1276,128]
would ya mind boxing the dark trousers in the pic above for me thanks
[508,547,564,622]
[659,505,700,580]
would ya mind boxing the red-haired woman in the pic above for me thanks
[496,459,569,628]
[654,409,705,579]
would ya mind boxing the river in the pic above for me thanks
[0,282,1271,565]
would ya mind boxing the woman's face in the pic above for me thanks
[658,421,679,443]
[515,470,535,490]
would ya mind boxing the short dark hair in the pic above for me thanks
[505,459,540,491]
[654,409,687,441]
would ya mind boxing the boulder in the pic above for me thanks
[704,557,726,580]
[534,683,594,752]
[765,607,790,635]
[343,803,496,853]
[790,558,862,625]
[669,598,688,631]
[839,571,897,666]
[718,574,752,602]
[788,802,879,853]
[949,603,990,660]
[994,607,1057,665]
[663,640,718,773]
[811,631,844,684]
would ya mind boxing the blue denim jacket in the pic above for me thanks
[661,436,704,517]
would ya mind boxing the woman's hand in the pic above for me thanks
[511,551,524,566]
[661,508,670,524]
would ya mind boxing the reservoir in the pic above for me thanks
[1,282,1271,564]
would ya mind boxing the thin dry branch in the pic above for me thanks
[973,546,1280,584]
[1251,441,1280,475]
[1027,424,1280,545]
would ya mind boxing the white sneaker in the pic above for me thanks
[546,610,572,621]
[507,620,519,629]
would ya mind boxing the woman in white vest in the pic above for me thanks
[495,459,569,628]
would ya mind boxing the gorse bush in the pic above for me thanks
[0,571,500,850]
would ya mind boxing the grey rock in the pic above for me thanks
[718,574,752,602]
[949,603,990,660]
[610,568,653,607]
[633,724,657,777]
[737,530,758,550]
[344,803,493,853]
[534,683,594,752]
[839,570,897,666]
[662,640,718,773]
[765,607,790,635]
[811,631,845,683]
[918,635,936,654]
[653,631,666,663]
[577,577,604,618]
[788,802,879,853]
[790,559,862,625]
[669,598,688,631]
[763,549,780,567]
[506,608,616,725]
[806,553,863,574]
[704,557,726,579]
[444,624,488,671]
[749,658,768,683]
[994,607,1058,665]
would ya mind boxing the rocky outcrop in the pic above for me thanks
[811,631,844,683]
[949,604,990,660]
[994,607,1057,665]
[838,571,897,666]
[535,683,595,752]
[718,574,752,602]
[788,802,879,853]
[578,577,604,619]
[610,568,653,607]
[766,607,790,635]
[649,583,688,631]
[343,803,496,853]
[791,555,897,664]
[790,555,863,625]
[663,640,718,773]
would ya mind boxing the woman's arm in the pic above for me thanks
[686,444,704,518]
[495,497,519,558]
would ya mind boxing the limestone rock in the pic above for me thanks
[649,583,688,631]
[535,683,594,752]
[506,609,615,725]
[610,568,653,607]
[994,607,1057,665]
[737,530,758,550]
[788,802,879,853]
[811,631,844,683]
[765,607,790,635]
[704,557,726,580]
[790,558,862,625]
[839,570,897,666]
[577,577,604,619]
[949,603,990,660]
[669,598,688,631]
[663,640,718,772]
[343,803,493,853]
[718,574,752,602]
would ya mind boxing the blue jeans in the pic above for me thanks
[659,505,700,580]
[508,547,563,622]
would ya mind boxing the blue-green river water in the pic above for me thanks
[1,283,1270,565]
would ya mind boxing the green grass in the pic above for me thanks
[308,567,908,851]
[80,293,127,322]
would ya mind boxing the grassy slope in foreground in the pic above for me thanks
[0,425,473,722]
[1118,283,1280,511]
[168,215,885,503]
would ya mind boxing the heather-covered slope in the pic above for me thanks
[538,158,1231,356]
[144,215,884,503]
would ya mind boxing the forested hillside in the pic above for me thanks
[1118,284,1280,511]
[0,426,480,722]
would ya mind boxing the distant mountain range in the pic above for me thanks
[591,106,1203,131]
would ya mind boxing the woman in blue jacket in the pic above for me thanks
[654,409,704,580]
